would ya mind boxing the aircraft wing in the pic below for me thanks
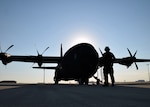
[114,58,150,63]
[0,54,61,66]
[99,56,150,70]
[10,55,60,63]
[133,59,150,62]
[0,45,62,66]
[113,58,150,69]
[33,66,57,69]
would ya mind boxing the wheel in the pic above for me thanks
[55,80,58,84]
[78,78,89,85]
[78,78,84,85]
[84,78,89,85]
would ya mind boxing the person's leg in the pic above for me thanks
[110,68,115,86]
[103,68,109,86]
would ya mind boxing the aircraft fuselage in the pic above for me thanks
[54,43,99,84]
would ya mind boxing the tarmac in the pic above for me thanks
[0,83,150,107]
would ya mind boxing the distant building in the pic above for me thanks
[0,80,17,83]
[136,80,145,82]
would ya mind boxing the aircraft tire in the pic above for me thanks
[54,78,59,84]
[54,80,59,84]
[78,78,84,85]
[84,78,89,85]
[78,78,89,85]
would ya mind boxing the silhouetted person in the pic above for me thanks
[103,46,115,86]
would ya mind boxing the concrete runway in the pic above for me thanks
[0,84,150,107]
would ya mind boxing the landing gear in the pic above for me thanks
[54,80,59,84]
[78,78,89,85]
[54,77,59,85]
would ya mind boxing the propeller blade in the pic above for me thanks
[42,47,49,55]
[127,48,132,57]
[36,49,40,55]
[5,45,14,53]
[135,62,138,70]
[30,62,35,68]
[133,50,137,57]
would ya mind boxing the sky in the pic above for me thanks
[0,0,150,83]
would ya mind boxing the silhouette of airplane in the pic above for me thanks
[1,43,150,84]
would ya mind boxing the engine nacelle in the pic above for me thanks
[0,53,12,65]
[118,57,134,68]
[37,54,43,67]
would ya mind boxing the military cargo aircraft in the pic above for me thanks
[0,43,150,84]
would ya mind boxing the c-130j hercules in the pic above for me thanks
[0,43,150,84]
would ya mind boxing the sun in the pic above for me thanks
[74,36,91,44]
[70,32,94,46]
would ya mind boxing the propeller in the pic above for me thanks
[127,48,138,70]
[34,46,49,67]
[0,45,14,65]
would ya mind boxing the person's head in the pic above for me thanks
[105,46,110,52]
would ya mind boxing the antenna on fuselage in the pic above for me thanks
[99,48,103,56]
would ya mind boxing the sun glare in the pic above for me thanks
[74,36,91,44]
[70,32,96,47]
